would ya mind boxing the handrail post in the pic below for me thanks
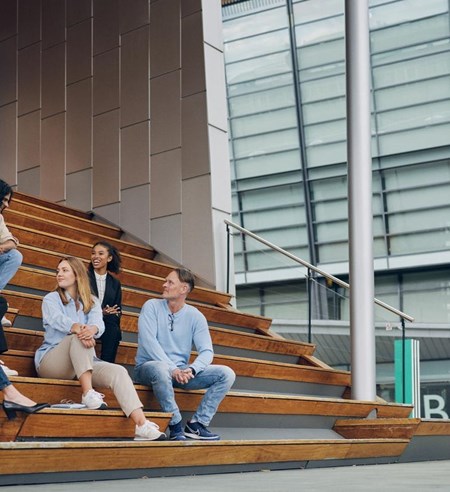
[226,224,231,294]
[401,317,406,403]
[307,269,312,343]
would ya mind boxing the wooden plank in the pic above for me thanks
[415,419,450,436]
[16,245,232,307]
[5,324,315,369]
[3,374,413,422]
[4,324,351,387]
[9,211,154,259]
[13,191,92,220]
[0,439,409,476]
[12,199,122,239]
[12,263,269,337]
[20,242,172,280]
[0,409,170,442]
[334,418,420,440]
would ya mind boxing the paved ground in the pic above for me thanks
[2,460,450,491]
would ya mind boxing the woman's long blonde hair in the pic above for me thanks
[56,256,94,314]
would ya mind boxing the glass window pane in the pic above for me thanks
[231,107,298,138]
[229,85,296,118]
[234,150,302,180]
[233,128,300,160]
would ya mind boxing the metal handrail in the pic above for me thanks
[225,219,414,323]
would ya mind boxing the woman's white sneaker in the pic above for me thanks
[81,389,108,409]
[135,420,167,441]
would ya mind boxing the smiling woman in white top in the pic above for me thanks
[88,241,122,363]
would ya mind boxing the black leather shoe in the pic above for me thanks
[2,401,49,420]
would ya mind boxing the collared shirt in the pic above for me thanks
[94,271,107,304]
[0,214,18,245]
[34,290,105,369]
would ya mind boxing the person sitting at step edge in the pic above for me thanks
[0,364,48,420]
[134,268,236,441]
[34,256,166,441]
[0,179,23,328]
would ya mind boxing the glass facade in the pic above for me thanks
[223,0,450,326]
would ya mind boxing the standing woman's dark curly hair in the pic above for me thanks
[0,180,13,203]
[88,241,121,274]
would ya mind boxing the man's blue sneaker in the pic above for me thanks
[169,421,187,441]
[184,421,220,441]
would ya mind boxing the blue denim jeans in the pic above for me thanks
[0,366,11,391]
[0,249,22,291]
[134,362,235,426]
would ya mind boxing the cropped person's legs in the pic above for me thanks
[134,361,181,425]
[92,360,143,417]
[37,335,95,381]
[178,365,236,426]
[93,360,166,441]
[99,318,121,363]
[0,366,10,391]
[0,249,22,290]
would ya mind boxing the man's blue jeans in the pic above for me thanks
[134,362,236,426]
[0,249,22,291]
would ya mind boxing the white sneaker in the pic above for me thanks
[81,389,108,410]
[134,420,167,441]
[1,316,11,327]
[0,364,18,377]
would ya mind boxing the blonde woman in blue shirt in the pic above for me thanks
[34,256,165,441]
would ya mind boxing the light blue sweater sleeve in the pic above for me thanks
[137,299,178,371]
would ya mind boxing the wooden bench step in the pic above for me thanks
[5,325,315,374]
[400,419,450,463]
[333,418,421,439]
[3,326,350,392]
[6,375,411,421]
[0,437,409,484]
[14,191,93,220]
[8,268,263,334]
[20,243,171,280]
[9,211,154,259]
[12,198,122,239]
[16,248,232,307]
[0,408,171,442]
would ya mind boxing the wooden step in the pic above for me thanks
[16,247,232,307]
[0,438,409,485]
[13,191,92,220]
[121,286,271,334]
[0,408,171,442]
[9,266,252,337]
[399,419,450,463]
[4,326,351,393]
[20,243,171,279]
[7,375,412,423]
[18,252,265,329]
[6,325,315,373]
[12,198,122,239]
[8,211,154,259]
[333,418,420,439]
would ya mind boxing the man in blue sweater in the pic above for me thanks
[134,268,235,441]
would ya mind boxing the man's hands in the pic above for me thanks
[0,240,16,255]
[172,367,195,384]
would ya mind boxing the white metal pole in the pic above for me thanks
[346,0,376,401]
